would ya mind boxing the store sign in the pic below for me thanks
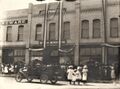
[0,19,28,25]
[39,8,67,16]
[39,40,66,45]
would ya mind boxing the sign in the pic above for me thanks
[39,8,67,16]
[38,40,66,45]
[0,19,28,25]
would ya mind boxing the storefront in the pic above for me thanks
[2,47,25,64]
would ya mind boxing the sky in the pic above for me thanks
[0,0,56,13]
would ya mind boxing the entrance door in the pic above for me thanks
[2,49,14,64]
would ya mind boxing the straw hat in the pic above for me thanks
[68,65,73,68]
[83,65,88,69]
[77,66,82,70]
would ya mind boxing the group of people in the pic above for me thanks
[1,64,14,74]
[67,65,88,85]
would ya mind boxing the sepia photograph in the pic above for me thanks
[0,0,120,89]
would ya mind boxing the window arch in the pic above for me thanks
[6,26,12,41]
[93,19,101,38]
[18,25,24,41]
[35,24,42,41]
[81,20,89,38]
[110,18,118,38]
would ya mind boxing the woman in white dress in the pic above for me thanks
[67,65,74,84]
[76,66,82,85]
[82,65,88,84]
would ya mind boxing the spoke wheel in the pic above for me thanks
[15,73,23,82]
[50,76,57,84]
[27,76,33,82]
[40,74,48,84]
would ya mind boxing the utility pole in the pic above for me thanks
[102,0,107,65]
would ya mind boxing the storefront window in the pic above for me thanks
[14,49,25,63]
[107,47,119,65]
[80,47,102,64]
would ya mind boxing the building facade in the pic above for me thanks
[0,0,120,70]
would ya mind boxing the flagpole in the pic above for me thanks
[58,0,63,49]
[43,3,48,48]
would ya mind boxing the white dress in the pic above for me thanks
[67,69,74,80]
[4,66,8,73]
[82,68,88,81]
[76,70,82,80]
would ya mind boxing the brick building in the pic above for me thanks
[0,0,120,70]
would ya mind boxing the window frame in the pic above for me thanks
[49,23,56,40]
[110,18,119,38]
[62,21,70,40]
[18,25,24,41]
[93,19,101,38]
[81,20,89,39]
[6,26,12,42]
[35,24,42,41]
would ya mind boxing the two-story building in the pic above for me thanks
[0,0,120,70]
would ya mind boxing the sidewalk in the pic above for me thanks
[55,81,120,89]
[0,74,120,89]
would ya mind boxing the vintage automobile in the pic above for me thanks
[15,60,64,84]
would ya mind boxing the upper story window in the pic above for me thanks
[18,25,24,41]
[93,19,101,38]
[6,26,12,42]
[110,18,118,38]
[62,21,70,40]
[35,24,42,41]
[49,23,56,40]
[81,20,89,39]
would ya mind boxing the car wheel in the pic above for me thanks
[50,76,57,84]
[15,73,23,82]
[40,74,48,84]
[27,76,33,82]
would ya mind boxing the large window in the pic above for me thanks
[81,20,89,38]
[62,22,70,40]
[93,19,101,38]
[49,23,56,40]
[18,25,24,41]
[35,24,42,41]
[80,47,102,64]
[14,49,25,62]
[107,47,119,65]
[6,26,12,41]
[110,18,118,38]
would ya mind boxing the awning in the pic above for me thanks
[58,45,75,53]
[29,48,44,51]
[102,43,120,47]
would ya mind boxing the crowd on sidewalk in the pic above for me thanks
[66,64,118,85]
[67,65,88,85]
